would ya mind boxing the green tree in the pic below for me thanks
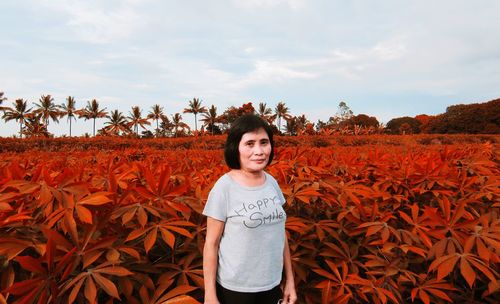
[285,117,299,136]
[59,96,77,137]
[104,110,129,136]
[386,116,421,134]
[415,114,432,134]
[127,106,151,136]
[219,102,255,131]
[22,114,51,138]
[0,91,6,105]
[337,101,353,124]
[399,122,413,135]
[315,119,327,132]
[171,113,189,137]
[201,105,220,135]
[2,98,32,138]
[283,115,310,135]
[428,99,500,134]
[257,102,274,123]
[274,101,290,133]
[160,115,174,137]
[345,114,379,128]
[183,98,207,132]
[79,99,108,136]
[147,104,164,137]
[296,114,309,129]
[34,94,60,127]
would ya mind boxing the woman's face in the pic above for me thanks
[238,127,271,173]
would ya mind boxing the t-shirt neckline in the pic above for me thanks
[225,172,268,191]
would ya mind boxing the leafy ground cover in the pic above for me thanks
[0,135,499,303]
[0,134,496,152]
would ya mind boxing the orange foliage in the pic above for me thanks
[0,135,499,303]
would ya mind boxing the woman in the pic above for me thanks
[203,114,297,304]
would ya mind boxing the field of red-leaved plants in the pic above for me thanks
[0,135,499,304]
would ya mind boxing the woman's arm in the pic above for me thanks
[203,217,225,304]
[282,236,297,304]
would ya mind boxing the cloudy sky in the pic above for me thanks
[1,0,499,137]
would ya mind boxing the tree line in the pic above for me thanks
[0,91,498,138]
[385,98,499,135]
[0,93,373,138]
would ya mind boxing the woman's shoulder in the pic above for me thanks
[264,171,280,186]
[211,173,232,191]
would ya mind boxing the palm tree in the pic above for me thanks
[22,114,51,138]
[201,105,219,135]
[171,113,189,137]
[160,115,174,137]
[104,110,129,136]
[2,99,32,138]
[147,104,164,137]
[183,98,207,132]
[127,106,151,136]
[0,92,6,105]
[59,96,77,137]
[257,102,275,124]
[274,101,290,133]
[79,99,108,136]
[34,95,60,127]
[285,117,299,136]
[296,114,309,129]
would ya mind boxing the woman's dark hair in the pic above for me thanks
[224,114,274,169]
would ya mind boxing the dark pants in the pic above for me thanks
[216,282,282,304]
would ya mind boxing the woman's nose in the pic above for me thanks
[254,144,264,155]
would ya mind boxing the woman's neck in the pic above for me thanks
[229,169,266,187]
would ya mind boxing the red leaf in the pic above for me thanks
[78,192,113,206]
[419,289,430,304]
[83,250,104,269]
[94,266,134,277]
[426,288,453,302]
[76,205,93,224]
[460,258,476,288]
[156,285,197,303]
[125,227,148,242]
[144,227,158,253]
[15,256,45,274]
[92,273,120,299]
[160,227,176,249]
[118,247,141,260]
[84,277,97,304]
[68,276,85,304]
[4,278,42,295]
[436,255,459,280]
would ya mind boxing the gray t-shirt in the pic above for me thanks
[203,172,287,292]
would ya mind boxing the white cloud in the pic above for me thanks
[372,36,408,61]
[24,78,46,84]
[38,0,144,44]
[132,83,155,90]
[232,0,306,10]
[88,60,105,65]
[230,37,408,82]
[244,47,257,54]
[237,60,317,87]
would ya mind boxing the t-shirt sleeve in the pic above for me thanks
[268,173,286,205]
[202,178,227,222]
